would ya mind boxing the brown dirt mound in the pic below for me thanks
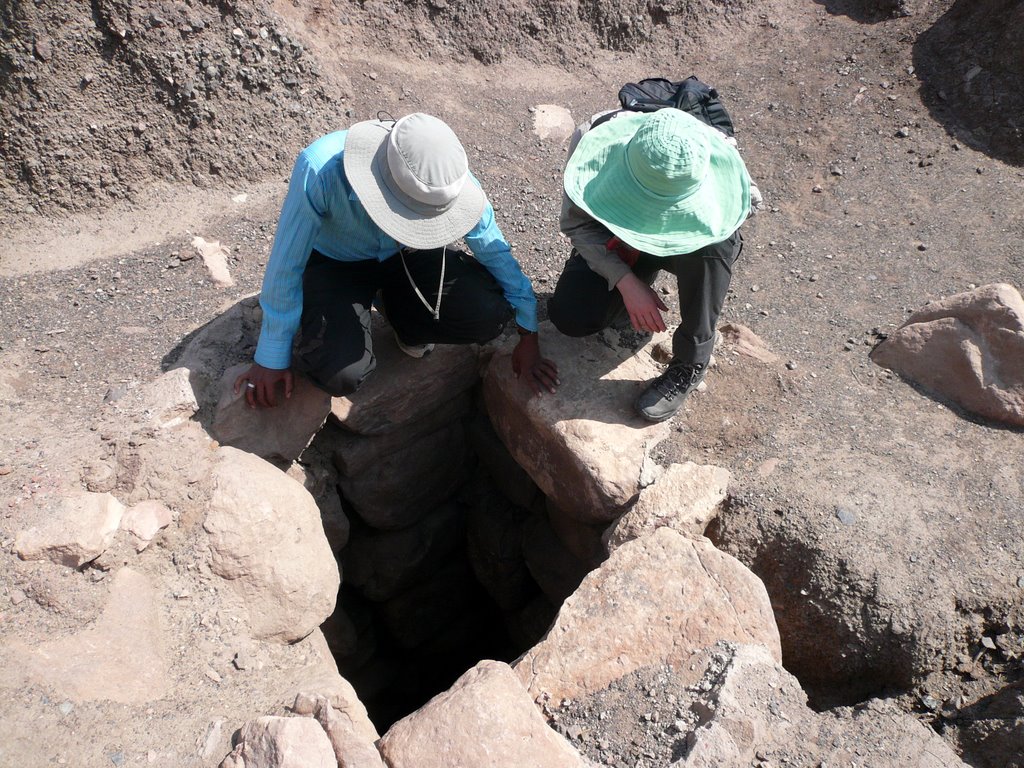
[0,0,753,222]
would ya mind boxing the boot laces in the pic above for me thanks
[654,363,703,397]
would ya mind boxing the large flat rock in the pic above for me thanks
[483,323,672,524]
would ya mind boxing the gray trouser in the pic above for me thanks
[548,230,742,366]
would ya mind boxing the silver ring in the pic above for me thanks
[246,382,256,390]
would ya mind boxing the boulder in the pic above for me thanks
[285,436,350,552]
[292,693,385,768]
[285,630,380,746]
[219,716,335,768]
[330,317,480,436]
[604,461,730,553]
[871,283,1024,426]
[378,660,590,768]
[169,295,262,407]
[329,391,472,476]
[343,501,464,601]
[466,410,540,509]
[546,499,606,565]
[514,527,780,700]
[15,491,125,567]
[521,512,591,605]
[205,447,339,642]
[337,421,469,530]
[212,363,332,463]
[483,322,672,524]
[465,476,538,612]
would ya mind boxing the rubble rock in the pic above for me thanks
[218,716,335,768]
[604,461,730,553]
[330,316,480,436]
[120,500,173,551]
[337,421,469,530]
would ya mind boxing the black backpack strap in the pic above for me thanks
[590,109,626,131]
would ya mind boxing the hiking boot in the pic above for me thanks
[393,330,434,359]
[634,361,706,423]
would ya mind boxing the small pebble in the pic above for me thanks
[836,508,856,525]
[59,701,73,716]
[917,243,928,251]
[750,284,760,292]
[786,361,797,370]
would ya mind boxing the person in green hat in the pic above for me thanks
[548,107,753,422]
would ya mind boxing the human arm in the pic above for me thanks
[511,328,559,395]
[558,115,634,290]
[245,147,330,406]
[463,194,559,393]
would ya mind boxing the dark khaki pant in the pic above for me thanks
[293,248,513,396]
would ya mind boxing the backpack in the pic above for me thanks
[593,75,735,138]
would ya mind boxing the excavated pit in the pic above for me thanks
[307,398,598,730]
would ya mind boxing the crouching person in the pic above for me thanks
[549,108,751,422]
[236,112,559,406]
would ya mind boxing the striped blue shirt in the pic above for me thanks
[255,130,538,369]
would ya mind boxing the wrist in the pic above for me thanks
[516,325,537,337]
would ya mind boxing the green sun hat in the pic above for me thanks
[564,109,752,256]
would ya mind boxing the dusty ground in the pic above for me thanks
[1,0,1023,765]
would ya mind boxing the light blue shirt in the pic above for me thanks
[255,130,538,369]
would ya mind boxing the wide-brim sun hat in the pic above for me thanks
[564,109,752,256]
[343,112,486,249]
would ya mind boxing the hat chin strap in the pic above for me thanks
[401,246,445,321]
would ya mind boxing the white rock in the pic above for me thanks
[15,491,125,567]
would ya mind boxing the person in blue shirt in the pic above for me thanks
[234,112,558,407]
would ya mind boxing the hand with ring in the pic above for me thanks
[233,363,294,409]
